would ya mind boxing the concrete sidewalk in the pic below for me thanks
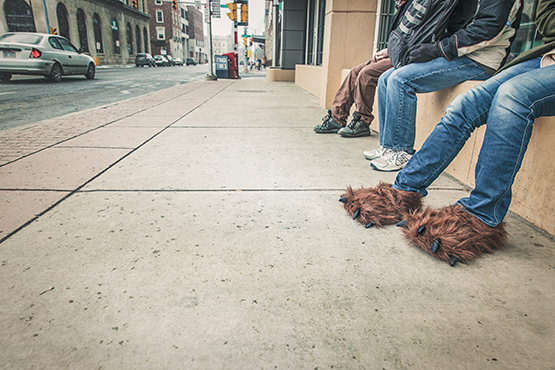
[0,76,553,369]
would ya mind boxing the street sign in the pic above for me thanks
[211,0,221,17]
[241,34,251,38]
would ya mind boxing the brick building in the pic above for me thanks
[146,0,188,58]
[186,5,205,63]
[1,0,151,65]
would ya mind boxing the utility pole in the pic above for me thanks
[206,0,217,80]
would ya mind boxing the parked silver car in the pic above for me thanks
[0,32,96,82]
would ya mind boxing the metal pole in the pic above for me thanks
[272,0,278,67]
[206,0,217,80]
[41,0,50,32]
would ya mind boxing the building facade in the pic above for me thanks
[265,0,553,235]
[146,0,188,58]
[186,5,205,63]
[212,34,232,56]
[1,0,151,65]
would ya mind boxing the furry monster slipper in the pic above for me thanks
[400,204,507,266]
[340,182,422,227]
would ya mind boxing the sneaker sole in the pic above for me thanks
[339,131,371,138]
[370,162,405,172]
[314,129,340,134]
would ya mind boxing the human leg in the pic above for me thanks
[458,63,555,226]
[394,58,541,195]
[380,56,490,152]
[315,61,368,134]
[400,60,555,265]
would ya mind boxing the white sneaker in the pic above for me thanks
[370,150,413,171]
[363,146,390,160]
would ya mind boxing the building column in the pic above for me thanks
[320,0,378,108]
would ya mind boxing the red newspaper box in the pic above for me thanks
[223,52,239,79]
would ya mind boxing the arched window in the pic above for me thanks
[143,27,148,53]
[56,3,70,40]
[111,18,120,54]
[126,22,133,55]
[93,13,103,53]
[4,0,36,32]
[135,25,142,53]
[76,9,88,52]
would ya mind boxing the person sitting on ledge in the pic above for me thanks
[366,0,523,172]
[313,0,470,138]
[340,0,555,266]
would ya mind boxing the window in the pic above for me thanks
[136,25,142,53]
[375,0,396,51]
[126,22,133,54]
[155,0,162,5]
[157,27,165,40]
[112,18,120,54]
[4,0,36,32]
[48,36,63,50]
[305,0,326,65]
[57,37,78,52]
[93,13,103,52]
[76,9,89,52]
[156,10,163,23]
[56,3,70,40]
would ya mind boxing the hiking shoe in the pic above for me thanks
[314,110,342,133]
[370,150,413,171]
[363,146,390,160]
[338,113,371,137]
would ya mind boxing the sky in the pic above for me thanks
[203,0,266,37]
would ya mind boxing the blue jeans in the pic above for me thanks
[377,56,490,151]
[394,58,555,226]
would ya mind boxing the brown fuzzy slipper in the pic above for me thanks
[340,182,422,227]
[400,204,507,266]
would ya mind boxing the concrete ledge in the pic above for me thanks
[266,68,295,82]
[295,65,324,99]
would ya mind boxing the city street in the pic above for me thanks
[0,63,209,130]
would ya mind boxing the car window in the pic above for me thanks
[0,33,43,44]
[57,38,78,53]
[48,37,63,50]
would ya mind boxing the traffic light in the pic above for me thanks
[49,27,57,35]
[243,36,247,46]
[226,3,237,22]
[131,0,137,8]
[172,0,177,9]
[240,3,248,25]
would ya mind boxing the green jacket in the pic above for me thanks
[498,0,555,72]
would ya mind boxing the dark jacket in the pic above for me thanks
[388,0,462,68]
[438,0,523,70]
[499,0,555,71]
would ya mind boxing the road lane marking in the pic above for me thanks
[0,91,16,96]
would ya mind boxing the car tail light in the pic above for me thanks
[29,48,42,58]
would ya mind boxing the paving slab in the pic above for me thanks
[55,127,163,149]
[0,190,69,240]
[0,147,130,190]
[0,191,553,369]
[83,127,462,191]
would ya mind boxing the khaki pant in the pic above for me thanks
[331,57,393,126]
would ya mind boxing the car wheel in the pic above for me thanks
[0,73,12,82]
[49,63,63,82]
[85,63,96,80]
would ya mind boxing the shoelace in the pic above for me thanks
[386,151,410,165]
